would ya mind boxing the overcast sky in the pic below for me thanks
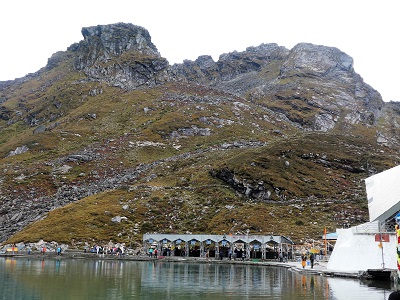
[1,0,398,102]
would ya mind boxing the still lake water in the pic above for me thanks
[0,257,394,299]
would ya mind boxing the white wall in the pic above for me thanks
[365,165,400,222]
[327,228,396,272]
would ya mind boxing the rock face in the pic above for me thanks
[170,41,387,134]
[170,43,289,93]
[279,43,354,80]
[272,43,384,130]
[70,23,169,89]
[64,23,391,136]
[80,23,160,58]
[211,168,274,201]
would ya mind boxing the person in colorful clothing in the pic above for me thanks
[301,253,307,268]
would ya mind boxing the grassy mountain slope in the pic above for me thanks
[1,23,399,248]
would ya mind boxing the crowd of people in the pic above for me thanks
[85,244,125,257]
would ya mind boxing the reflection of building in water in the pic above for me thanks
[328,165,400,273]
[0,256,388,298]
[143,233,294,259]
[140,261,328,298]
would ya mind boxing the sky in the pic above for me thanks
[1,0,399,102]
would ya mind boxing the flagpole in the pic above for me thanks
[324,227,327,256]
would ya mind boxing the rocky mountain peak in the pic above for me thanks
[70,23,168,90]
[279,43,354,80]
[193,55,216,70]
[242,43,289,59]
[80,23,160,58]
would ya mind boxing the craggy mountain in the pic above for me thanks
[0,23,399,246]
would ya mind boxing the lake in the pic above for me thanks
[0,257,394,299]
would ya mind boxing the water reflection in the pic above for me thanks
[328,277,392,300]
[0,257,394,299]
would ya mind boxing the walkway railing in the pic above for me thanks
[352,221,396,234]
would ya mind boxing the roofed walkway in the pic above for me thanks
[143,233,294,260]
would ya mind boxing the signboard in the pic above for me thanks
[375,234,390,242]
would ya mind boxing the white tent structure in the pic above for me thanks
[327,165,400,273]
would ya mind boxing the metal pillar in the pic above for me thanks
[262,244,265,260]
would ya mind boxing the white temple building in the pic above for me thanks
[327,165,400,272]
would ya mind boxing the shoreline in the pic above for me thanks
[0,251,364,280]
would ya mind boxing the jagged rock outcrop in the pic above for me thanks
[279,43,354,80]
[377,101,400,146]
[211,168,274,201]
[69,23,169,89]
[4,23,393,140]
[277,43,383,123]
[170,43,289,93]
[168,41,390,136]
